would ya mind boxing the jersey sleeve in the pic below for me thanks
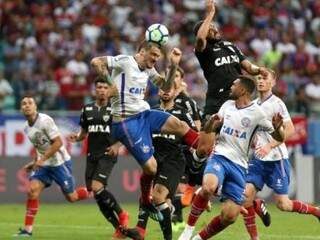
[276,99,291,122]
[106,55,130,71]
[43,116,60,140]
[233,44,247,62]
[187,99,201,121]
[79,107,88,131]
[217,101,228,118]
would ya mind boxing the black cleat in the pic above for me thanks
[140,202,163,222]
[254,199,271,227]
[119,226,143,240]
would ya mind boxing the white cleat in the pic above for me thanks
[178,225,195,240]
[192,234,203,240]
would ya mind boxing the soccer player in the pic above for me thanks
[178,75,285,240]
[14,96,90,237]
[193,0,269,161]
[90,42,200,219]
[242,70,320,240]
[67,78,132,239]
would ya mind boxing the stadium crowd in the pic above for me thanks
[1,0,320,116]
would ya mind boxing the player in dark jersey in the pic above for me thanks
[122,82,197,240]
[68,78,134,239]
[193,0,269,162]
[174,66,202,130]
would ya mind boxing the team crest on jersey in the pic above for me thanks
[213,162,221,172]
[103,114,110,122]
[241,117,251,128]
[141,143,151,153]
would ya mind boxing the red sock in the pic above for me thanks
[187,193,208,226]
[292,200,320,216]
[24,198,39,232]
[199,215,227,239]
[140,173,153,204]
[76,187,89,200]
[182,128,199,148]
[243,206,258,240]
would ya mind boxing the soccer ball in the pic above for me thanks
[145,23,169,46]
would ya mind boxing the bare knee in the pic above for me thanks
[221,210,238,225]
[143,158,157,176]
[27,182,42,199]
[152,186,168,205]
[201,184,216,199]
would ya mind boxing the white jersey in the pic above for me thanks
[215,100,274,169]
[24,113,71,166]
[107,55,159,117]
[253,94,290,161]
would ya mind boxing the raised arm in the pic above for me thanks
[91,56,113,86]
[241,59,269,76]
[151,48,182,91]
[195,0,216,52]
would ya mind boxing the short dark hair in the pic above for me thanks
[20,94,35,103]
[137,40,162,52]
[238,75,256,95]
[94,76,108,85]
[193,21,204,36]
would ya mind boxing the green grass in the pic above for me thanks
[1,203,319,239]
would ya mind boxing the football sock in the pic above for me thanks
[24,198,39,233]
[157,202,172,240]
[187,193,208,226]
[243,206,258,240]
[199,215,227,239]
[94,188,121,228]
[291,200,320,216]
[75,187,90,200]
[172,194,183,222]
[140,173,153,205]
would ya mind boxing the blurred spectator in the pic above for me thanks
[250,28,272,58]
[305,74,320,116]
[0,69,14,111]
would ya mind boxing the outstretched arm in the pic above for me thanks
[241,59,269,76]
[195,0,216,52]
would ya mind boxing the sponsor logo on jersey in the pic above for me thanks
[129,87,145,94]
[214,55,240,67]
[88,125,110,133]
[85,106,93,111]
[222,125,247,139]
[241,117,251,128]
[152,133,176,140]
[213,47,221,51]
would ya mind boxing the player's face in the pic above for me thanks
[256,73,275,92]
[208,24,221,40]
[20,97,37,117]
[159,86,176,102]
[144,46,162,68]
[95,82,109,100]
[229,79,243,100]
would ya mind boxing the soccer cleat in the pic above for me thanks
[13,228,32,237]
[181,185,195,207]
[119,226,144,240]
[118,211,129,227]
[254,199,271,227]
[178,225,195,240]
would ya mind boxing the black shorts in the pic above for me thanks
[85,153,117,191]
[154,149,186,199]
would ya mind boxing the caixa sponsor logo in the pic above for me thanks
[129,87,145,94]
[222,125,247,139]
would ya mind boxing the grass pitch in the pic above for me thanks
[0,203,319,239]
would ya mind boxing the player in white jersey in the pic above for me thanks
[91,41,201,222]
[178,75,285,240]
[14,96,90,237]
[242,69,320,240]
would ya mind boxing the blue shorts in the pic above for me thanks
[30,160,75,194]
[246,158,291,195]
[204,154,246,205]
[112,110,171,165]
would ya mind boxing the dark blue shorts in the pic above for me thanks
[204,154,246,205]
[246,158,291,195]
[112,110,171,165]
[30,160,75,194]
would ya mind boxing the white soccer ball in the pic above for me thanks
[145,23,169,46]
